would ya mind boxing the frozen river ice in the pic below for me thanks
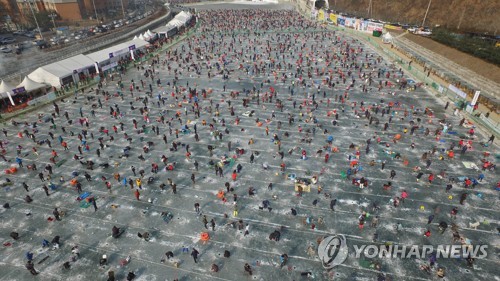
[0,3,498,281]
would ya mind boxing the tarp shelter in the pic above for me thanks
[16,76,46,92]
[0,80,15,99]
[383,32,393,44]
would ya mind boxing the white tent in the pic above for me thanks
[142,32,151,41]
[0,80,15,98]
[28,53,96,87]
[138,34,146,41]
[28,64,72,88]
[86,38,150,65]
[383,32,393,44]
[170,19,184,27]
[16,76,47,92]
[146,30,154,37]
[175,11,192,24]
[133,35,138,40]
[57,54,95,72]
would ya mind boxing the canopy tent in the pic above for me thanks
[28,64,73,88]
[142,32,151,41]
[154,23,178,38]
[127,38,149,49]
[138,34,146,41]
[133,35,138,40]
[86,38,149,65]
[0,80,15,99]
[153,25,173,34]
[383,32,393,44]
[170,19,184,27]
[57,54,95,72]
[28,54,96,87]
[16,76,47,92]
[175,11,192,24]
[146,30,154,37]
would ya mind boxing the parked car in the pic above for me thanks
[0,46,12,53]
[34,40,49,49]
[1,37,15,44]
[23,32,35,38]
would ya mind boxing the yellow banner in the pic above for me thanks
[329,13,337,24]
[384,24,402,30]
[318,9,325,21]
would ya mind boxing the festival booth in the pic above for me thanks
[28,63,74,88]
[0,80,16,111]
[0,77,48,113]
[170,19,184,28]
[29,54,96,88]
[145,30,157,41]
[16,76,47,94]
[174,11,192,25]
[153,23,178,38]
[141,32,151,42]
[383,32,393,44]
[86,38,149,73]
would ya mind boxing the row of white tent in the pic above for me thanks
[0,37,151,102]
[153,10,193,36]
[0,10,194,103]
[134,30,156,42]
[0,78,46,100]
[28,38,150,88]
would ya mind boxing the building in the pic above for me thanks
[0,0,19,29]
[1,0,19,17]
[14,0,129,22]
[81,0,129,19]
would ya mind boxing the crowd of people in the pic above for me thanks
[0,6,497,281]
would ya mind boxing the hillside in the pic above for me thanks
[328,0,500,34]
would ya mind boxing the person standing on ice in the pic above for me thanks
[191,248,199,263]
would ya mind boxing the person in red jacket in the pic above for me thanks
[424,230,431,237]
[231,170,237,181]
[324,153,329,163]
[401,190,408,203]
[428,173,434,184]
[134,189,140,200]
